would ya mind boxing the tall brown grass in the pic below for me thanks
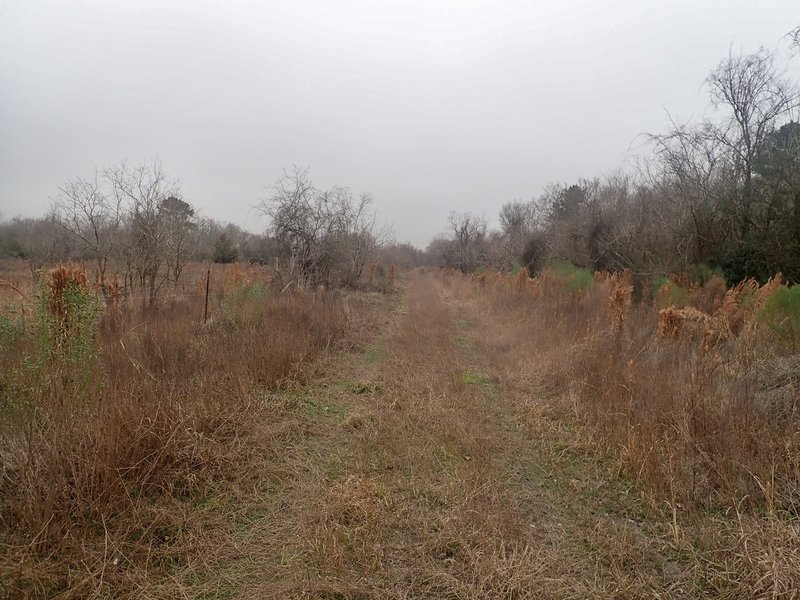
[0,260,351,598]
[451,265,800,596]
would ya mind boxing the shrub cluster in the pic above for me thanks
[0,263,351,597]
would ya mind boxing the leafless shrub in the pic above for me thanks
[53,160,196,304]
[257,166,389,289]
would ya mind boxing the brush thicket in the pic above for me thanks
[0,262,351,598]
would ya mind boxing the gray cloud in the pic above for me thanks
[1,0,798,246]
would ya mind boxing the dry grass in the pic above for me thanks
[446,266,800,597]
[0,259,359,598]
[227,270,683,598]
[5,259,799,598]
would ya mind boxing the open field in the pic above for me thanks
[3,7,800,599]
[2,261,799,598]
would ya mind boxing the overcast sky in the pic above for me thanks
[1,1,798,246]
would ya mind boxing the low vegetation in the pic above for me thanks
[0,260,367,597]
[455,264,800,595]
[2,255,799,597]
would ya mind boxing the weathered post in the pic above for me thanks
[204,268,210,324]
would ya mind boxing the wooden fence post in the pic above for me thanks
[204,268,210,324]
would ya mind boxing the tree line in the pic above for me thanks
[429,44,800,287]
[0,161,393,301]
[3,39,799,295]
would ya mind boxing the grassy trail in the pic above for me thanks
[233,270,684,598]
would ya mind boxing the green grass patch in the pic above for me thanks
[688,262,725,286]
[197,588,235,600]
[653,280,689,308]
[343,381,382,395]
[549,261,594,295]
[280,389,343,416]
[235,507,269,533]
[305,397,342,416]
[460,370,493,386]
[391,304,408,316]
[363,337,389,364]
[0,313,22,349]
[759,285,800,350]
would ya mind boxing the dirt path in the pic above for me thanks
[235,270,683,599]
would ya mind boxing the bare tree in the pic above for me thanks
[789,26,800,53]
[53,160,188,302]
[498,200,536,268]
[327,192,390,287]
[259,167,323,285]
[258,167,387,287]
[426,235,459,268]
[53,171,123,282]
[706,47,800,235]
[647,118,734,263]
[447,211,486,273]
[106,160,182,305]
[1,214,74,277]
